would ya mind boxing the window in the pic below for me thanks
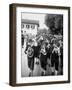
[31,25,35,29]
[26,24,30,29]
[21,24,24,28]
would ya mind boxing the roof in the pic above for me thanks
[21,19,39,26]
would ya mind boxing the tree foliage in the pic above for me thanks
[45,14,63,35]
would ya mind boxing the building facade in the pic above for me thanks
[21,19,39,36]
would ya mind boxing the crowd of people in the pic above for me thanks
[21,31,63,77]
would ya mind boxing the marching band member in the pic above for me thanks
[39,43,48,76]
[46,43,52,75]
[60,42,63,75]
[51,44,60,75]
[25,39,35,76]
[21,30,24,48]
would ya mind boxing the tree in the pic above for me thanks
[45,14,63,35]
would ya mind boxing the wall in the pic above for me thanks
[0,0,72,90]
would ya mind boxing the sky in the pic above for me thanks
[22,13,48,29]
